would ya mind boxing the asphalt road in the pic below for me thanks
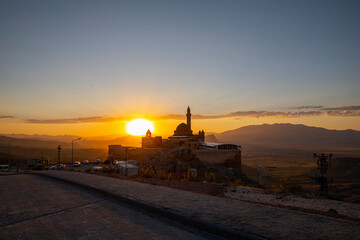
[0,174,219,240]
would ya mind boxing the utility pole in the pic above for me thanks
[57,145,61,169]
[8,140,13,167]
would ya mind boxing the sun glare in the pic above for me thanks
[126,119,155,136]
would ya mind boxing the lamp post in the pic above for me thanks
[72,138,82,170]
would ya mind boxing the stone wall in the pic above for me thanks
[109,145,241,171]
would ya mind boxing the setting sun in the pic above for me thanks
[126,119,155,136]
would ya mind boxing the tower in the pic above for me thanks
[187,106,191,131]
[314,153,332,195]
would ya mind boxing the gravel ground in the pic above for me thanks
[225,186,360,220]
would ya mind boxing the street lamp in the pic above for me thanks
[71,138,82,170]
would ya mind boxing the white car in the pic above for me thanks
[50,164,65,170]
[92,166,102,172]
[74,161,81,167]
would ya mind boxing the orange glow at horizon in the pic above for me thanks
[126,119,155,136]
[1,115,360,138]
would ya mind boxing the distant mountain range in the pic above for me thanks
[2,133,122,142]
[213,123,360,148]
[0,135,71,148]
[0,135,142,149]
[1,123,360,150]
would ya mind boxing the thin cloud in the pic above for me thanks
[155,114,186,120]
[25,116,124,124]
[292,105,324,110]
[227,111,322,118]
[326,110,360,117]
[24,105,360,124]
[155,114,223,120]
[0,115,15,119]
[158,111,323,120]
[322,105,360,111]
[192,114,225,120]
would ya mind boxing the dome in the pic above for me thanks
[174,123,192,136]
[176,123,189,133]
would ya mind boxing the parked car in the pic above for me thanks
[94,159,101,164]
[92,166,102,173]
[113,160,119,165]
[50,164,65,170]
[74,161,81,167]
[83,160,89,164]
[0,165,9,172]
[32,164,43,170]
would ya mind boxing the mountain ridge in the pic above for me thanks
[1,123,359,149]
[214,123,360,148]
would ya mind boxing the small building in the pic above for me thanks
[142,129,163,148]
[116,161,139,177]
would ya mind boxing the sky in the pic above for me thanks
[0,0,360,136]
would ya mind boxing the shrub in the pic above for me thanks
[181,173,187,182]
[204,172,216,183]
[279,182,304,195]
[140,168,155,178]
[102,166,116,173]
[155,170,167,179]
[186,168,197,181]
[228,179,240,187]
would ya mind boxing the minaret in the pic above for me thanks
[186,106,191,131]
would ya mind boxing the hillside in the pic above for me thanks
[79,135,142,148]
[215,123,360,148]
[2,134,81,143]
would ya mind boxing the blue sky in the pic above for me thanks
[0,0,360,134]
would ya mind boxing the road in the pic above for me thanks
[0,174,219,240]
